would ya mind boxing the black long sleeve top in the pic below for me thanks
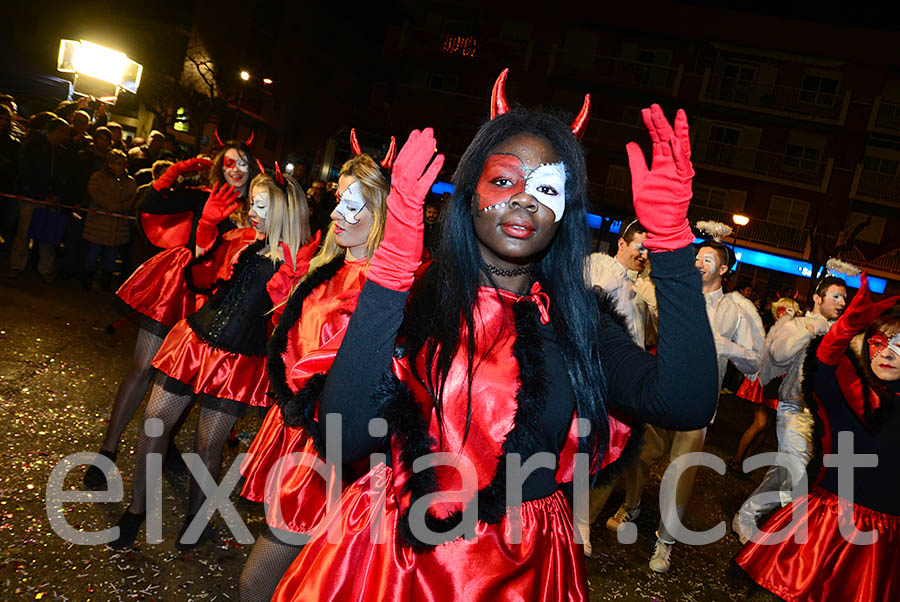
[140,185,236,248]
[318,245,718,501]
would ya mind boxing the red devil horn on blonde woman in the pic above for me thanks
[214,129,224,147]
[245,131,255,147]
[570,94,591,140]
[490,68,510,120]
[350,128,362,155]
[274,161,285,187]
[256,159,266,174]
[381,136,397,170]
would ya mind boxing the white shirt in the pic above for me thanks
[760,313,833,403]
[588,253,656,349]
[704,288,766,390]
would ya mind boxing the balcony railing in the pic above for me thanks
[700,70,851,124]
[549,51,683,94]
[687,205,807,253]
[851,167,900,206]
[869,97,900,135]
[693,141,832,190]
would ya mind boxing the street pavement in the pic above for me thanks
[0,268,781,601]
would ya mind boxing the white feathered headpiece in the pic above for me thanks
[825,258,861,277]
[696,220,733,242]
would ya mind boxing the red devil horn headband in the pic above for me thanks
[490,69,591,140]
[274,161,285,187]
[350,128,362,155]
[381,136,397,170]
[214,129,255,148]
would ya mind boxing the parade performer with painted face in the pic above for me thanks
[737,274,899,602]
[84,138,259,490]
[108,167,317,550]
[733,265,850,543]
[237,135,394,602]
[598,227,765,573]
[269,70,719,601]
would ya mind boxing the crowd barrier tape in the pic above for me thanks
[0,192,137,221]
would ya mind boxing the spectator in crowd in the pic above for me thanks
[0,94,25,139]
[9,116,72,282]
[128,130,165,173]
[0,103,21,249]
[81,149,136,291]
[70,110,93,152]
[55,100,78,122]
[423,198,440,256]
[305,178,330,236]
[106,122,127,152]
[72,127,112,203]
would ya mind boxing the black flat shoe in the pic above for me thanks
[84,450,117,490]
[175,513,213,552]
[108,510,145,549]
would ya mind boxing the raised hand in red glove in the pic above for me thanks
[367,128,444,292]
[152,157,214,192]
[626,104,695,252]
[817,272,900,366]
[195,182,240,250]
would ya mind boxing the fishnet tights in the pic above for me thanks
[101,327,165,453]
[238,528,304,602]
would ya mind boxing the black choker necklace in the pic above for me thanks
[483,262,534,278]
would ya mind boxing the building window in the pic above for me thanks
[692,185,746,212]
[173,107,189,133]
[723,62,758,81]
[768,195,809,228]
[801,72,840,107]
[863,153,900,175]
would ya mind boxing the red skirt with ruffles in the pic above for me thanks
[151,318,270,406]
[736,377,778,411]
[117,247,207,329]
[240,408,335,532]
[272,464,589,602]
[736,486,900,602]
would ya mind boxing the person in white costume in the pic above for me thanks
[732,273,848,544]
[603,236,765,573]
[587,218,657,348]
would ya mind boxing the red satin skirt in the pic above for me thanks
[151,319,271,406]
[117,247,207,329]
[737,487,900,602]
[240,407,335,532]
[272,464,588,602]
[736,377,778,411]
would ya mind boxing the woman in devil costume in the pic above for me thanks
[108,166,317,550]
[83,136,258,489]
[270,70,719,601]
[237,133,394,602]
[737,275,899,602]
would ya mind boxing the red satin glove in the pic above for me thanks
[196,183,240,250]
[152,157,213,192]
[626,104,695,252]
[817,273,900,366]
[367,128,444,292]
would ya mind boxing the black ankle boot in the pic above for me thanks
[175,513,213,552]
[83,450,117,490]
[108,510,145,549]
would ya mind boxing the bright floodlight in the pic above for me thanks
[240,71,250,81]
[732,214,750,226]
[58,39,143,93]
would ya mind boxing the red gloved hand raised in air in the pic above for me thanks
[367,128,444,292]
[626,104,695,252]
[817,272,900,366]
[195,182,240,250]
[152,157,213,192]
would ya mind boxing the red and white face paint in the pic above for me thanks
[475,154,566,222]
[223,148,250,188]
[334,180,367,224]
[868,331,900,360]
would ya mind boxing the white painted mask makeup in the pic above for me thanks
[223,148,250,188]
[524,162,566,222]
[335,180,367,224]
[249,187,268,234]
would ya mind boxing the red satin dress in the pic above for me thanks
[151,230,316,406]
[117,188,211,330]
[240,258,369,531]
[736,376,778,410]
[272,286,634,602]
[737,347,900,602]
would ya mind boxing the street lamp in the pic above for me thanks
[262,78,273,85]
[732,214,750,226]
[240,70,250,81]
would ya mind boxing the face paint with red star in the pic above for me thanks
[475,154,566,222]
